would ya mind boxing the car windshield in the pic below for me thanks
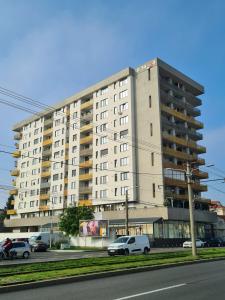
[29,236,37,242]
[113,237,129,243]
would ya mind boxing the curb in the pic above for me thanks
[0,256,225,294]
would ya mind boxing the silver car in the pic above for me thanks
[9,241,31,258]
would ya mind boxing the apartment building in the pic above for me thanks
[5,58,217,238]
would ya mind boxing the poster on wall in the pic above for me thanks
[79,220,109,237]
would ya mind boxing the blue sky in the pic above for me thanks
[0,0,225,207]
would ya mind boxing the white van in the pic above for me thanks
[107,235,150,256]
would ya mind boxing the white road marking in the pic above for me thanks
[112,283,186,300]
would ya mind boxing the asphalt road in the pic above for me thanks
[1,260,225,299]
[0,247,187,265]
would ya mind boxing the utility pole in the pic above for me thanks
[187,162,197,256]
[125,189,129,235]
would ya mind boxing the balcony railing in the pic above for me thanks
[163,147,197,161]
[80,135,93,145]
[7,209,17,215]
[80,124,93,133]
[41,170,51,178]
[14,132,22,140]
[80,148,93,156]
[11,169,20,176]
[39,205,49,211]
[43,128,53,136]
[78,199,92,206]
[79,187,92,194]
[12,150,21,158]
[79,173,93,181]
[41,161,51,168]
[80,100,93,111]
[43,138,52,146]
[40,194,50,200]
[9,189,18,196]
[79,160,93,168]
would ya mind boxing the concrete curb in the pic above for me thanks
[0,257,225,294]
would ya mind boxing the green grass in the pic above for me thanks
[0,248,225,286]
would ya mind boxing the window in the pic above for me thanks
[73,101,78,108]
[121,186,128,195]
[34,138,39,145]
[55,129,60,137]
[148,68,151,80]
[52,185,58,192]
[149,95,152,108]
[100,98,108,108]
[73,123,78,130]
[119,102,128,112]
[120,130,128,139]
[114,94,117,102]
[120,116,128,125]
[100,175,108,184]
[114,146,117,154]
[100,149,108,157]
[30,201,34,207]
[100,111,108,119]
[100,162,108,170]
[114,159,118,167]
[32,158,39,165]
[120,157,128,166]
[101,87,108,95]
[72,169,76,177]
[72,146,77,153]
[151,152,154,166]
[34,128,39,135]
[121,172,129,181]
[73,134,77,141]
[150,123,153,136]
[71,182,76,189]
[53,174,59,181]
[119,90,128,99]
[153,183,156,198]
[54,151,60,159]
[120,143,128,152]
[72,157,77,165]
[114,133,117,141]
[119,78,128,87]
[99,123,108,132]
[55,119,60,126]
[114,174,117,182]
[100,136,108,145]
[100,189,107,198]
[53,162,60,170]
[73,112,78,119]
[54,140,60,148]
[114,188,118,196]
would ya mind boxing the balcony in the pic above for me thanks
[14,132,22,140]
[41,170,51,178]
[80,100,93,111]
[11,169,19,176]
[64,178,68,184]
[192,183,208,192]
[81,112,93,122]
[11,200,15,205]
[43,128,53,136]
[44,118,53,126]
[15,143,19,149]
[43,138,52,146]
[160,89,201,117]
[79,160,93,168]
[78,199,92,206]
[161,104,203,129]
[40,194,50,200]
[79,187,92,194]
[9,189,18,196]
[80,124,93,133]
[7,209,17,215]
[164,177,187,188]
[64,190,68,197]
[12,180,16,186]
[40,182,50,189]
[41,160,51,168]
[42,148,52,157]
[80,135,93,145]
[162,133,206,154]
[193,170,208,179]
[196,158,205,165]
[79,173,93,181]
[12,150,21,158]
[163,147,196,161]
[39,205,49,211]
[65,143,69,149]
[80,148,93,156]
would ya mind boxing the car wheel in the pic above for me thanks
[124,249,129,256]
[23,251,30,259]
[143,247,149,255]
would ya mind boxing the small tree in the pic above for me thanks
[59,206,94,236]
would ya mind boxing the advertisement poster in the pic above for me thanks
[79,220,108,237]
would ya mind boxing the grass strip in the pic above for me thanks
[0,248,225,286]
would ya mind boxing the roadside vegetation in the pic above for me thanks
[1,248,225,286]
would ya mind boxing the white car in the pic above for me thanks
[0,241,31,259]
[183,239,205,248]
[108,235,150,256]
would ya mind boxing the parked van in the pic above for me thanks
[107,235,150,256]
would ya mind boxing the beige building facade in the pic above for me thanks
[5,58,215,238]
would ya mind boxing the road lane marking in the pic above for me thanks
[112,283,186,300]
